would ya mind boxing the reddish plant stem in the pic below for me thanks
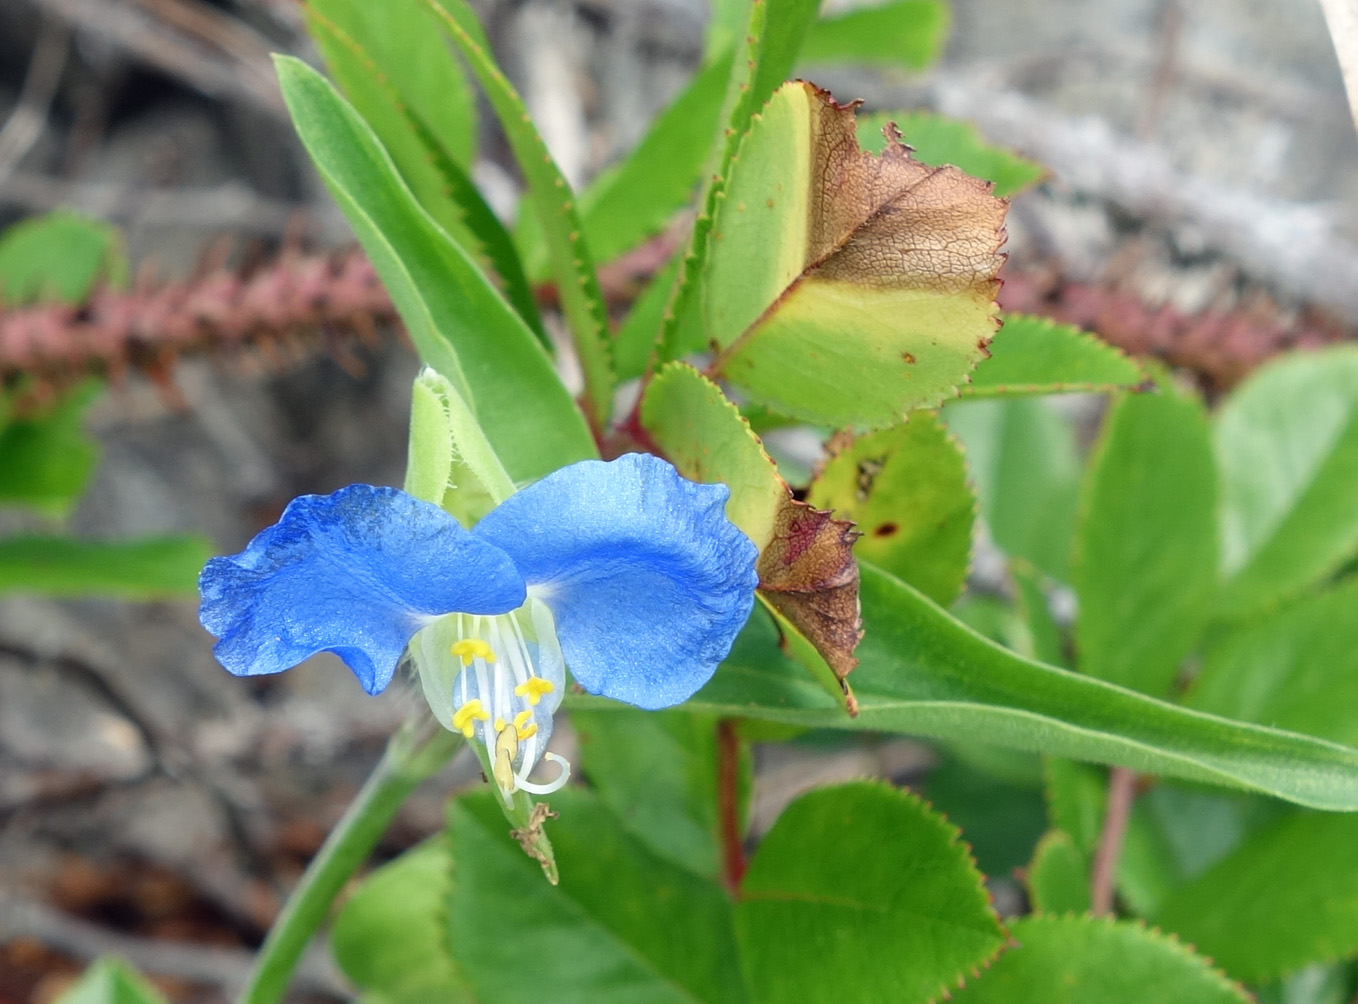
[1090,766,1138,914]
[716,719,747,895]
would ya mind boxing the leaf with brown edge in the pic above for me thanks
[704,81,1007,428]
[757,501,863,684]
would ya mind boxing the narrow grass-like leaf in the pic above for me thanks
[949,915,1250,1004]
[800,1,948,70]
[964,314,1145,397]
[422,0,614,425]
[735,782,1003,1004]
[307,8,545,341]
[0,535,212,598]
[858,111,1046,197]
[275,57,595,483]
[627,563,1358,811]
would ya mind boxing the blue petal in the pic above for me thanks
[472,454,759,709]
[200,485,525,695]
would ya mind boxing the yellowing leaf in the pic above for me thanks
[704,82,1007,427]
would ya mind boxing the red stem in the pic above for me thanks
[716,719,747,894]
[1090,766,1138,914]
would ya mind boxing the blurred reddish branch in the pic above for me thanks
[1,244,1352,406]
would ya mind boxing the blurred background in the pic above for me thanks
[1,0,1356,1000]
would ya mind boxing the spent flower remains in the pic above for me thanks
[198,453,759,798]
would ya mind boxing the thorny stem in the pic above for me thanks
[717,719,747,894]
[1090,766,1138,915]
[236,710,462,1004]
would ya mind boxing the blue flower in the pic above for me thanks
[199,453,758,796]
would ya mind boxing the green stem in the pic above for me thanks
[237,711,463,1004]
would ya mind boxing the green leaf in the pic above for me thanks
[573,707,746,879]
[949,915,1250,1004]
[1215,346,1358,616]
[800,1,948,70]
[1188,577,1358,746]
[735,781,1003,1004]
[857,111,1046,197]
[0,211,127,306]
[806,413,974,604]
[53,958,168,1004]
[1025,830,1092,914]
[446,788,746,1004]
[1073,385,1217,695]
[331,840,475,1004]
[1154,812,1358,981]
[660,563,1358,811]
[0,381,101,516]
[612,252,681,382]
[0,535,213,598]
[423,0,614,425]
[306,0,475,167]
[704,82,1006,426]
[522,52,734,275]
[964,314,1145,397]
[657,0,823,366]
[641,362,787,550]
[945,397,1081,581]
[307,5,544,341]
[274,57,595,483]
[1044,758,1106,855]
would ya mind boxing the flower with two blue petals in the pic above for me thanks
[199,453,759,797]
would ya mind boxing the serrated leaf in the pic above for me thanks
[1188,577,1358,746]
[651,564,1358,811]
[921,751,1047,876]
[858,111,1046,198]
[657,0,828,366]
[800,1,948,70]
[640,363,862,700]
[53,958,169,1004]
[1154,812,1358,981]
[422,0,614,424]
[963,313,1145,397]
[640,362,788,550]
[307,5,544,341]
[613,252,681,382]
[945,397,1081,581]
[735,781,1003,1004]
[949,915,1250,1004]
[446,788,746,1004]
[573,707,747,879]
[704,82,1006,426]
[331,841,475,1004]
[1025,830,1092,914]
[521,52,733,275]
[1215,346,1358,617]
[274,57,595,483]
[0,535,212,598]
[0,211,127,306]
[807,413,973,605]
[1073,385,1217,695]
[0,381,100,516]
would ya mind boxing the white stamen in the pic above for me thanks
[513,752,571,794]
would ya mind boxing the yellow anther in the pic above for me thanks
[513,709,538,741]
[494,718,505,733]
[492,725,518,796]
[451,699,489,738]
[514,677,556,706]
[450,638,496,666]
